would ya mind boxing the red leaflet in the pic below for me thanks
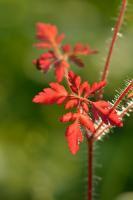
[41,52,55,59]
[60,112,78,122]
[62,43,97,56]
[33,51,55,72]
[56,33,65,44]
[60,111,95,154]
[62,44,72,53]
[36,23,58,42]
[33,59,51,72]
[70,56,84,67]
[81,102,89,113]
[65,99,78,109]
[109,110,123,127]
[73,43,97,55]
[68,71,81,93]
[69,43,97,68]
[35,23,65,51]
[79,81,90,97]
[62,43,98,67]
[55,60,69,82]
[88,81,106,96]
[79,114,95,133]
[34,53,69,82]
[92,101,109,124]
[32,82,68,105]
[60,112,95,133]
[65,121,83,155]
[92,101,123,127]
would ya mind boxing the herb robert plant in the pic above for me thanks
[32,22,133,155]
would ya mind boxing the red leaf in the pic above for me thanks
[70,55,84,67]
[65,99,78,109]
[36,23,64,47]
[73,43,97,55]
[60,112,78,122]
[62,44,71,53]
[75,76,81,88]
[79,81,90,97]
[36,23,58,41]
[68,70,76,80]
[109,110,123,127]
[33,88,56,104]
[80,114,95,133]
[33,83,68,105]
[56,96,67,105]
[41,52,55,59]
[88,81,106,96]
[92,101,123,127]
[33,52,55,72]
[68,70,82,93]
[93,101,110,111]
[68,71,91,98]
[56,33,65,44]
[55,61,69,82]
[65,121,83,155]
[35,59,51,72]
[92,101,110,124]
[49,82,68,95]
[81,102,89,113]
[69,43,97,68]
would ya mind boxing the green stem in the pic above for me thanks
[88,140,93,200]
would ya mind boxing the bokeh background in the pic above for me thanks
[0,0,133,199]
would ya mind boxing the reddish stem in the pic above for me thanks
[110,81,133,112]
[88,140,93,200]
[98,0,127,99]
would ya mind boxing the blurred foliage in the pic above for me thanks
[0,0,133,199]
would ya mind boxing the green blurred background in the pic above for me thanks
[0,0,133,199]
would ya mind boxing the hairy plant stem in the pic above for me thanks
[98,0,127,99]
[91,1,127,198]
[93,101,133,142]
[120,102,133,117]
[88,139,93,200]
[110,80,133,112]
